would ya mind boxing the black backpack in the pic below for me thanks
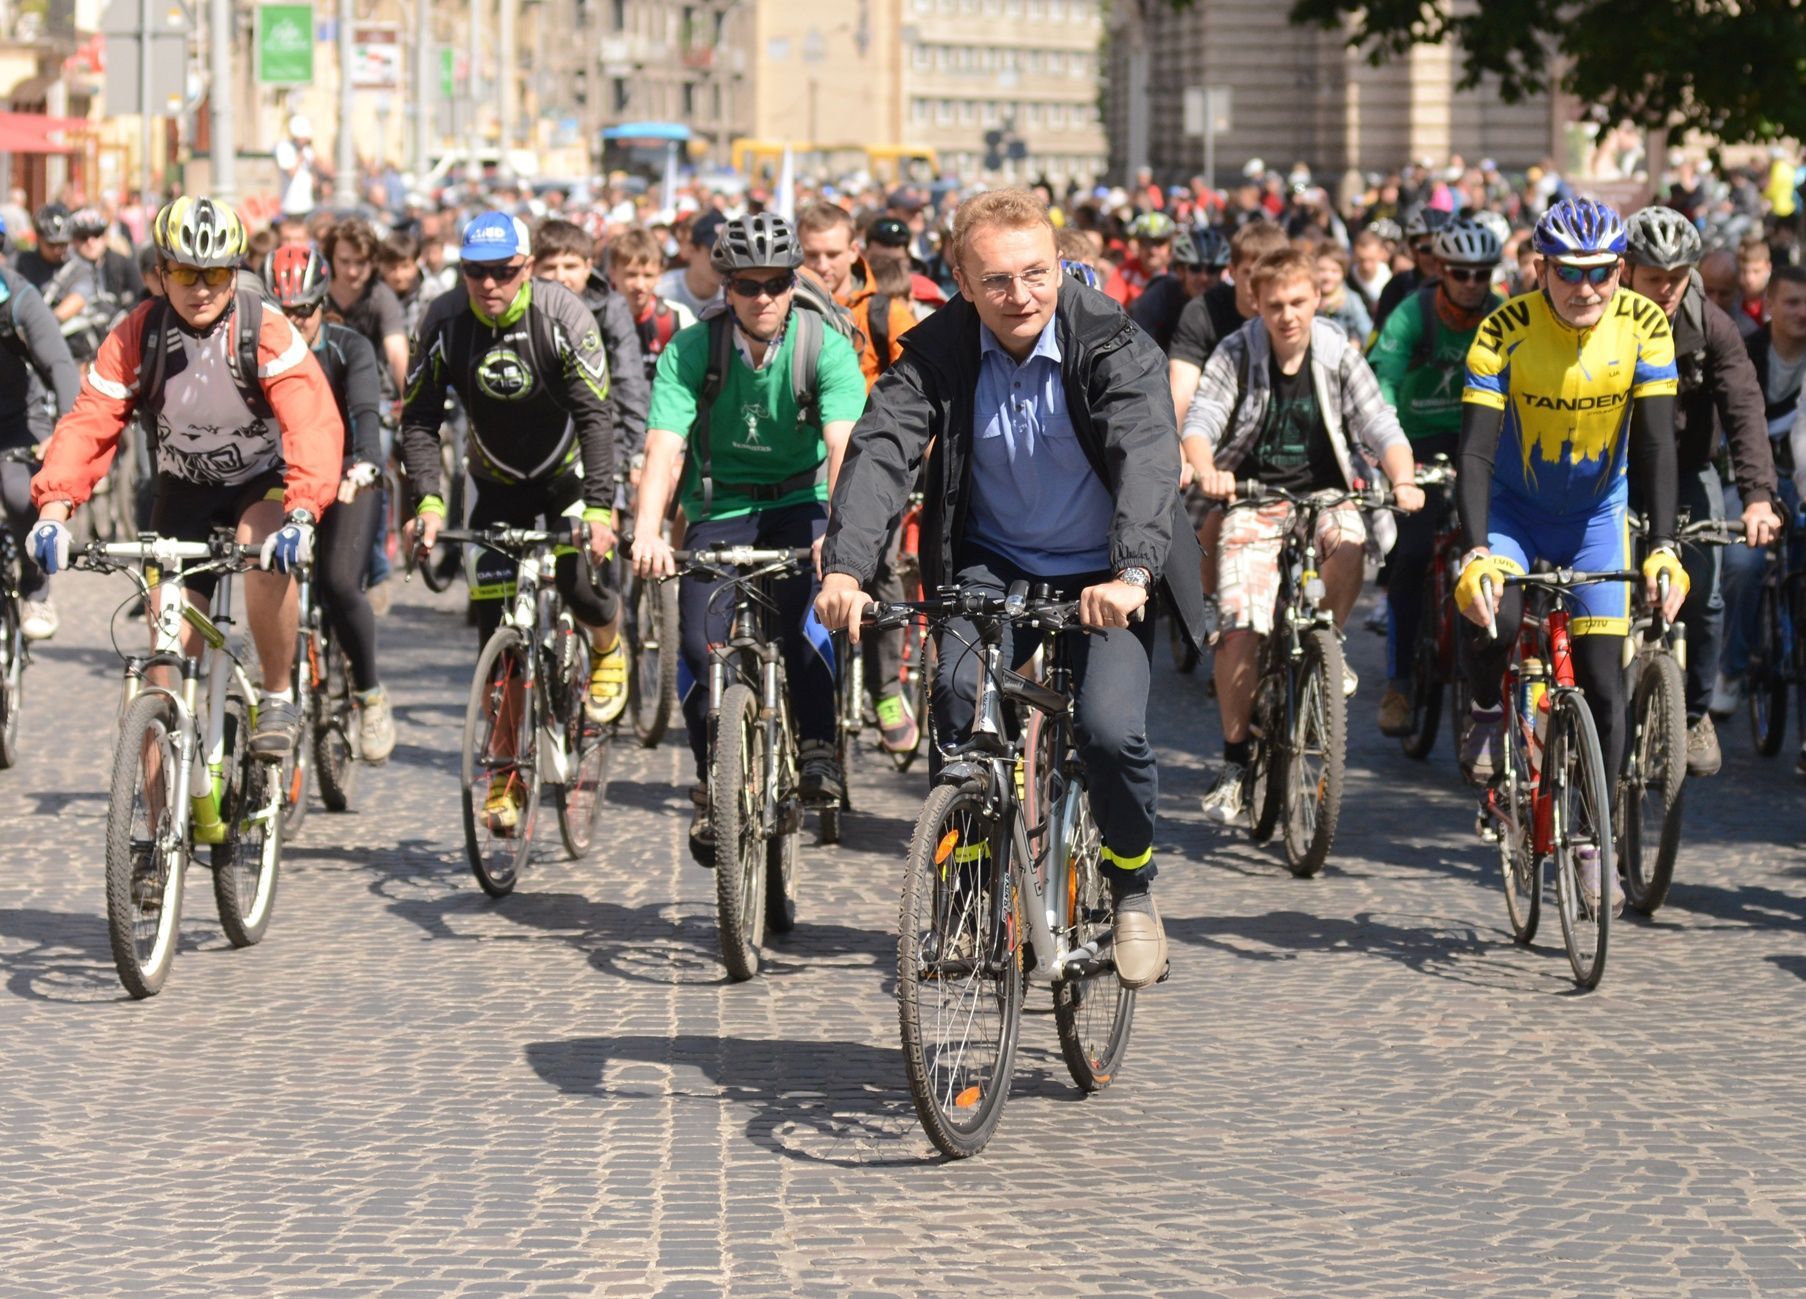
[136,289,272,442]
[0,270,29,364]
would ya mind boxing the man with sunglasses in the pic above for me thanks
[1370,205,1453,336]
[1368,217,1504,737]
[46,207,143,363]
[401,213,621,833]
[29,197,344,758]
[1454,199,1687,910]
[631,213,865,861]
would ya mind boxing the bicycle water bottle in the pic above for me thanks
[1521,657,1548,777]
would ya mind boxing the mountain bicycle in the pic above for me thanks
[440,525,611,897]
[887,491,933,771]
[1744,500,1806,757]
[669,544,813,981]
[1395,457,1466,760]
[621,519,679,748]
[870,583,1136,1159]
[70,533,283,998]
[1477,566,1627,990]
[0,446,40,770]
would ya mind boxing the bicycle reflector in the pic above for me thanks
[935,830,960,865]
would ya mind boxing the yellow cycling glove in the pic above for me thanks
[1454,552,1526,615]
[1642,547,1689,602]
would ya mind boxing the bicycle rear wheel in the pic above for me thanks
[1749,583,1788,756]
[898,781,1022,1158]
[1495,695,1540,944]
[1047,766,1134,1093]
[212,692,282,948]
[460,627,541,897]
[1247,677,1283,843]
[630,574,679,747]
[1619,650,1685,915]
[765,704,801,933]
[105,691,188,999]
[557,639,609,859]
[1282,629,1346,877]
[1401,611,1443,760]
[711,682,769,979]
[313,644,361,812]
[889,620,933,772]
[0,588,24,770]
[1549,691,1613,989]
[277,643,314,838]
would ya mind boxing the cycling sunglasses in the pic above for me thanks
[162,264,236,288]
[727,271,797,299]
[281,302,322,322]
[1552,262,1618,286]
[461,260,529,284]
[1442,267,1493,284]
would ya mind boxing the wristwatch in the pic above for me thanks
[1117,566,1152,589]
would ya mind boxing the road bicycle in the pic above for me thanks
[1477,566,1627,990]
[871,583,1136,1159]
[70,533,284,998]
[670,544,813,981]
[1744,501,1806,757]
[441,525,611,897]
[1617,515,1741,916]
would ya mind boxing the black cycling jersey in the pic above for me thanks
[311,321,385,468]
[398,278,616,512]
[0,266,80,444]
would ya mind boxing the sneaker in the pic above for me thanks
[585,636,630,725]
[688,785,712,867]
[1576,844,1623,917]
[20,599,57,642]
[1109,883,1167,989]
[1343,662,1359,698]
[1685,714,1721,778]
[367,578,393,617]
[358,686,397,764]
[251,695,302,762]
[1377,686,1413,737]
[1459,707,1503,783]
[1709,672,1744,720]
[484,773,523,835]
[1199,760,1249,824]
[798,740,844,806]
[874,688,920,754]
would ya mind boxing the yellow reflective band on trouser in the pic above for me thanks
[1100,844,1153,871]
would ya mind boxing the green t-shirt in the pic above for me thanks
[647,312,867,520]
[1368,287,1500,442]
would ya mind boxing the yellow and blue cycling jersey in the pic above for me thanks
[1463,289,1678,518]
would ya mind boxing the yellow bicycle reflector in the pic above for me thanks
[954,1085,981,1109]
[934,830,960,865]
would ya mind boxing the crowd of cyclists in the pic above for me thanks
[2,146,1804,1068]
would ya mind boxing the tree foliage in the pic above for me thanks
[1265,0,1806,146]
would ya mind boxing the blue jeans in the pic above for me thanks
[1721,479,1802,679]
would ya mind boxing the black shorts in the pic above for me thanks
[149,470,286,598]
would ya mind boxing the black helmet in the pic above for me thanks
[34,203,72,244]
[70,207,108,238]
[1170,231,1201,268]
[710,213,803,273]
[1403,205,1453,241]
[1193,226,1231,269]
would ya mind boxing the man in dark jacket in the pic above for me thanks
[816,189,1207,991]
[1622,206,1781,774]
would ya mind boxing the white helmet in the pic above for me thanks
[288,114,313,139]
[1469,209,1512,250]
[1432,218,1502,267]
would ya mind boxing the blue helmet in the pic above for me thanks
[1533,198,1627,265]
[1060,258,1100,290]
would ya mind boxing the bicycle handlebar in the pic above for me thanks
[435,525,581,551]
[1226,480,1395,510]
[669,545,815,570]
[862,587,1084,633]
[74,535,263,569]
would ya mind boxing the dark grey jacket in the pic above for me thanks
[0,265,80,444]
[1671,280,1775,506]
[581,268,650,464]
[822,278,1208,648]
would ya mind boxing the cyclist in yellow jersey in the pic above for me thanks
[1452,199,1689,895]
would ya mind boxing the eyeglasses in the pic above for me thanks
[1411,240,1434,255]
[1443,266,1493,284]
[281,302,322,322]
[976,265,1054,297]
[727,271,796,299]
[162,265,236,288]
[461,260,528,284]
[1552,262,1618,286]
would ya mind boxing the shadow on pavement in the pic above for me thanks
[0,906,135,1004]
[1767,953,1806,983]
[523,1032,926,1167]
[1662,880,1806,931]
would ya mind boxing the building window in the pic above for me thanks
[936,99,953,125]
[1028,0,1043,16]
[1048,50,1063,74]
[913,43,931,69]
[1048,103,1064,130]
[1005,0,1021,14]
[982,100,998,125]
[609,0,626,30]
[979,46,994,70]
[912,97,928,125]
[612,77,629,112]
[1069,52,1087,77]
[934,45,947,69]
[1025,102,1041,127]
[983,0,1001,13]
[1049,0,1063,17]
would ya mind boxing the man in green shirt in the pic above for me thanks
[1367,217,1503,736]
[632,214,866,858]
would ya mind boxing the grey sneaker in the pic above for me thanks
[358,686,396,764]
[20,598,57,642]
[1200,761,1249,824]
[1685,714,1721,778]
[798,741,844,806]
[251,695,302,762]
[1459,708,1502,783]
[1576,844,1623,917]
[1709,672,1744,720]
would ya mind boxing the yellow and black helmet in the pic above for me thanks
[151,196,249,269]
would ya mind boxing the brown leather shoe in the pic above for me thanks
[1111,890,1167,989]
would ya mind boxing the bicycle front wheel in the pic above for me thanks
[711,682,769,979]
[1548,691,1613,989]
[898,781,1022,1158]
[313,646,361,813]
[1247,679,1283,844]
[557,639,609,859]
[460,627,541,897]
[1496,699,1540,945]
[0,588,23,770]
[1282,629,1346,877]
[212,693,283,948]
[277,654,313,838]
[1620,650,1685,915]
[1050,780,1134,1093]
[1401,609,1443,760]
[630,574,679,747]
[105,691,189,998]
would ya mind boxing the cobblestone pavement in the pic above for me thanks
[2,572,1804,1298]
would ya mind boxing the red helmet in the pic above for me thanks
[262,243,331,308]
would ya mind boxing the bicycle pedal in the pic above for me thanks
[1155,959,1172,984]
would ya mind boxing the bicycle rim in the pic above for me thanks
[711,683,768,979]
[212,694,282,947]
[1620,652,1684,915]
[631,577,678,747]
[1496,700,1540,944]
[313,653,361,813]
[1282,630,1346,876]
[898,782,1022,1158]
[460,630,539,897]
[1550,694,1612,989]
[105,692,187,998]
[0,597,22,770]
[1051,781,1133,1093]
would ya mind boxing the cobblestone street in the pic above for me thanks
[3,574,1805,1297]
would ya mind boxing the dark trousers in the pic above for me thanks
[316,488,383,691]
[933,544,1159,887]
[0,452,45,601]
[1384,479,1452,683]
[468,474,619,645]
[1677,464,1725,720]
[678,504,833,783]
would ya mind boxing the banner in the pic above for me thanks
[257,3,314,85]
[351,24,401,90]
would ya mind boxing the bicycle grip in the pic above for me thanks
[1481,575,1498,641]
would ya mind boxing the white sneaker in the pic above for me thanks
[1709,672,1744,720]
[1343,662,1359,698]
[20,599,57,642]
[1576,845,1623,917]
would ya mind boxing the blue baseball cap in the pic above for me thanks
[460,211,531,262]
